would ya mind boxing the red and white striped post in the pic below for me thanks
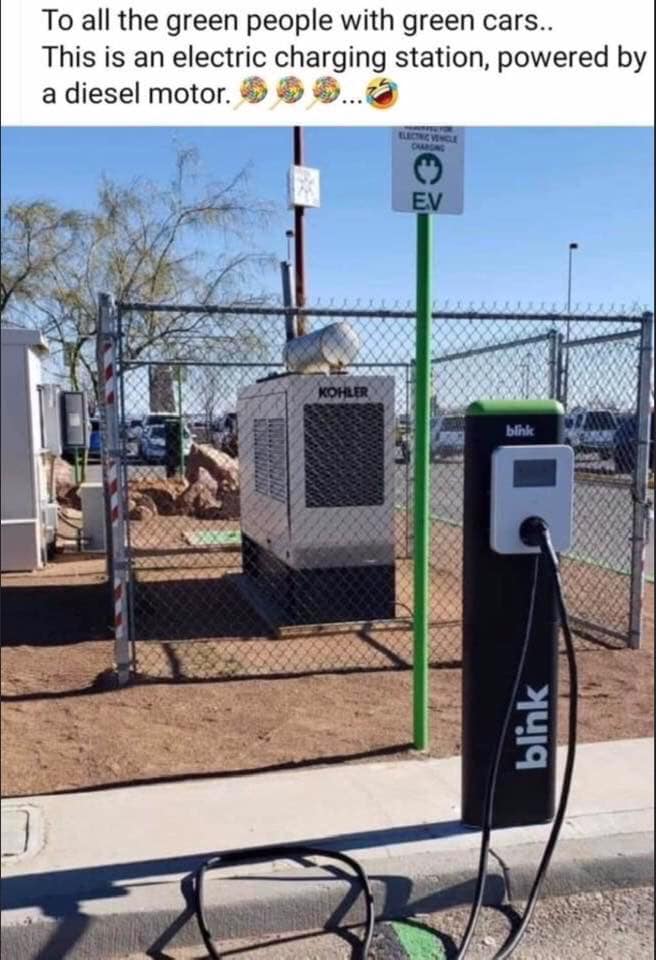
[98,293,131,685]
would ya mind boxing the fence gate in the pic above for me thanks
[98,299,653,683]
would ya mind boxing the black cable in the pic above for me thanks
[456,518,578,960]
[57,510,80,527]
[193,843,375,960]
[191,520,577,960]
[454,554,541,960]
[490,521,578,960]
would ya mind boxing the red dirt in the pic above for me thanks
[1,552,652,798]
[1,517,654,795]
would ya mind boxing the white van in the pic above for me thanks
[432,414,466,460]
[565,408,618,458]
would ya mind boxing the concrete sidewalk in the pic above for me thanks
[2,738,653,959]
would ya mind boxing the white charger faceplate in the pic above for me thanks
[490,444,575,554]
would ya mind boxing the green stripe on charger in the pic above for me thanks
[467,398,564,417]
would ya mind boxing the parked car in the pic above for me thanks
[126,418,143,441]
[88,418,102,461]
[432,414,466,460]
[140,423,193,464]
[613,412,655,474]
[565,408,619,458]
[144,412,188,429]
[213,412,238,458]
[395,417,411,464]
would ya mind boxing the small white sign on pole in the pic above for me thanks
[392,128,465,215]
[288,165,321,209]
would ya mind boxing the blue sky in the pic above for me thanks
[1,126,654,311]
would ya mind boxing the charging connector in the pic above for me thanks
[519,515,549,548]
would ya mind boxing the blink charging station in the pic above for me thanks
[461,399,574,828]
[193,131,583,959]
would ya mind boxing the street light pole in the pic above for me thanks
[567,243,578,314]
[563,241,579,408]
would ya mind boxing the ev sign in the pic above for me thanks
[392,127,465,215]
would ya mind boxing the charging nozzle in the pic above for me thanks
[519,516,549,547]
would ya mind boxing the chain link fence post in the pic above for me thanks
[97,292,131,684]
[629,311,654,649]
[548,328,562,400]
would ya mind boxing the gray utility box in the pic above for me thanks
[61,390,88,449]
[1,328,51,571]
[79,482,107,552]
[238,373,396,625]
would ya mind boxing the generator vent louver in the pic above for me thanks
[254,417,287,502]
[304,403,385,508]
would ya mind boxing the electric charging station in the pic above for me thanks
[191,131,585,960]
[461,399,574,829]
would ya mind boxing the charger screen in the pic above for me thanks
[513,458,557,488]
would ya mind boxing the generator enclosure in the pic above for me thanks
[238,373,396,625]
[461,399,564,829]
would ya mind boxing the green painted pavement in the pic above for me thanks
[187,530,241,548]
[392,922,447,959]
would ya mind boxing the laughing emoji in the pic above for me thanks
[366,77,399,109]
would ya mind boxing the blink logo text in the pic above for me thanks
[506,424,536,438]
[515,684,549,770]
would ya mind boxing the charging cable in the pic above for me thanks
[454,516,578,959]
[192,517,577,960]
[453,552,541,959]
[193,844,375,959]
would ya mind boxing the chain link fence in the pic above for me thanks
[100,301,653,682]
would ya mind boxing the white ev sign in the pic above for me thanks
[392,127,465,215]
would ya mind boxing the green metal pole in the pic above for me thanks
[73,448,80,486]
[413,213,433,751]
[177,367,185,478]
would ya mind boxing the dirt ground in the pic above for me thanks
[1,549,653,797]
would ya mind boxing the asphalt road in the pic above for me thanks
[99,451,646,576]
[395,459,639,574]
[122,885,654,958]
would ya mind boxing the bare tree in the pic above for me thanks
[1,201,85,317]
[197,367,222,429]
[1,148,276,405]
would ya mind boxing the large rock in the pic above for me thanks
[128,492,158,521]
[52,455,73,491]
[195,466,219,496]
[186,445,239,494]
[52,456,81,509]
[177,481,223,520]
[128,478,188,516]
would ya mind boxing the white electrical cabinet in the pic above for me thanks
[39,383,63,456]
[238,373,396,624]
[79,482,107,552]
[1,328,51,571]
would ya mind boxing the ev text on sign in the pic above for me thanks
[392,127,465,215]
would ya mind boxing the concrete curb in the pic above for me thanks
[2,831,652,959]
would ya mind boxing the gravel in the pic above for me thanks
[120,885,654,959]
